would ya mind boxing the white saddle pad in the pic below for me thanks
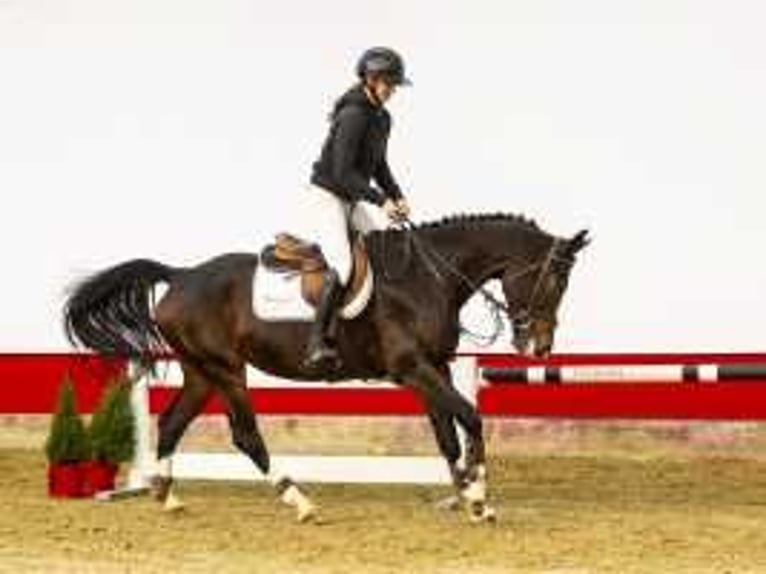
[253,265,374,322]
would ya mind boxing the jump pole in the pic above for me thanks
[482,363,766,384]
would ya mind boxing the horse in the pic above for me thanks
[63,213,589,522]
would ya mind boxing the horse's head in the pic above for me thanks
[501,229,589,357]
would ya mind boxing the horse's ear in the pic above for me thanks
[566,229,591,256]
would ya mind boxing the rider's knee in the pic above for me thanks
[333,257,352,285]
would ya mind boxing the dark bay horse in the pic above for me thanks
[63,213,588,522]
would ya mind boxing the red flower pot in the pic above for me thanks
[82,461,119,496]
[48,462,86,498]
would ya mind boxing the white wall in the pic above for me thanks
[1,0,764,352]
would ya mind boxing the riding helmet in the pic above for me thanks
[355,47,412,86]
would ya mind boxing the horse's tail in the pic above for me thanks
[63,258,179,366]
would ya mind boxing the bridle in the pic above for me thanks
[390,218,573,346]
[502,237,575,346]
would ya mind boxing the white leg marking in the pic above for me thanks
[461,465,497,523]
[461,464,487,503]
[267,471,317,523]
[282,485,317,523]
[156,457,185,511]
[157,456,172,478]
[163,489,186,512]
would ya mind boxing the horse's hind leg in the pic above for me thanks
[153,361,212,511]
[206,363,318,523]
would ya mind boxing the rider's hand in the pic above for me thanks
[383,199,407,223]
[394,199,411,220]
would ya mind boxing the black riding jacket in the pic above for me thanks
[311,85,403,207]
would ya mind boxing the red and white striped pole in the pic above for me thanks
[482,363,766,384]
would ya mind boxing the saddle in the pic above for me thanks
[261,232,326,273]
[260,232,370,310]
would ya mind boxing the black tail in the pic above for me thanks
[63,259,179,365]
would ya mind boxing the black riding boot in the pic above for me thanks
[303,269,343,371]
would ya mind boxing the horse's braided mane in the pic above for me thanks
[371,212,541,238]
[414,212,540,232]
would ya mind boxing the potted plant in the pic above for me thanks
[84,376,136,495]
[45,375,90,498]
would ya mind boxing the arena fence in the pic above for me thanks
[2,352,766,489]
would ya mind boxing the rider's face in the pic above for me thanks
[369,77,397,104]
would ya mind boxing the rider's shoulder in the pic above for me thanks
[335,101,369,120]
[332,102,374,133]
[332,86,376,119]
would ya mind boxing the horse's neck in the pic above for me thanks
[424,225,552,308]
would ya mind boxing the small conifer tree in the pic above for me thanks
[89,376,136,464]
[45,375,90,464]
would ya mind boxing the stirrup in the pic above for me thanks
[303,342,341,371]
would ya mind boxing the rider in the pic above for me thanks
[301,46,412,370]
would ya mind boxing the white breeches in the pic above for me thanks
[295,185,390,285]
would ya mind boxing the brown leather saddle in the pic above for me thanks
[260,232,370,309]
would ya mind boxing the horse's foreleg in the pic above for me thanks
[154,364,212,512]
[423,367,466,488]
[218,370,318,523]
[403,358,495,522]
[426,408,468,512]
[427,409,462,482]
[427,365,470,510]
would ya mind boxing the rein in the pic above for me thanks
[388,218,565,346]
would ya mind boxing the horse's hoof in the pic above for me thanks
[163,492,186,513]
[150,475,172,503]
[469,503,497,524]
[164,500,186,513]
[297,502,319,524]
